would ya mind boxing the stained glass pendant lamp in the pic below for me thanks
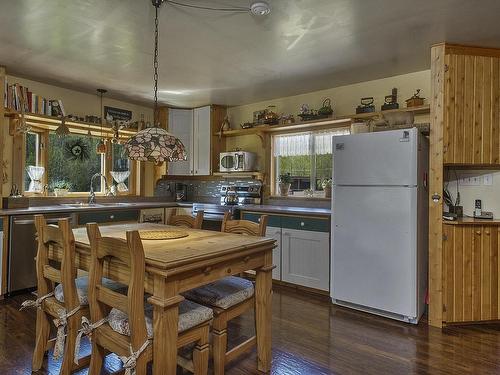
[124,0,187,163]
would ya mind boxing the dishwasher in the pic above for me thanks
[8,212,76,294]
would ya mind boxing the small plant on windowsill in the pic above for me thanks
[52,181,71,197]
[278,173,292,197]
[321,178,332,198]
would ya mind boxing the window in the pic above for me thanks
[273,128,350,196]
[47,134,104,193]
[25,132,41,190]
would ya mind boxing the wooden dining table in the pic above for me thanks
[48,222,276,375]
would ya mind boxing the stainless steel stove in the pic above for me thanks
[191,181,262,230]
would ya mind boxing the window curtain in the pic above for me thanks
[274,128,350,157]
[273,133,311,157]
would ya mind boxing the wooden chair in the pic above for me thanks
[21,215,90,374]
[84,223,213,375]
[168,209,204,229]
[185,212,269,375]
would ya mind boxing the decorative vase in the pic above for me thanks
[54,188,69,197]
[279,183,291,196]
[324,186,332,198]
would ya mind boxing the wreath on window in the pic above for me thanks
[64,138,90,161]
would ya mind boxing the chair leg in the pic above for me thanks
[193,324,210,375]
[212,317,228,375]
[88,341,105,375]
[134,355,148,375]
[60,315,79,375]
[32,309,51,371]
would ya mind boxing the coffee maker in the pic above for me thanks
[174,183,188,202]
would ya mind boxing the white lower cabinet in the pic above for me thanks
[282,228,330,291]
[266,226,282,280]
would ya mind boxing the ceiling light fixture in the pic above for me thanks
[250,1,271,16]
[161,0,270,16]
[123,0,187,164]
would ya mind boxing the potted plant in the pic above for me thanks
[53,181,71,197]
[278,173,292,196]
[322,178,332,198]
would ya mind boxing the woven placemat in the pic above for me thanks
[139,230,189,240]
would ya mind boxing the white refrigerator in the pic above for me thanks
[331,128,428,324]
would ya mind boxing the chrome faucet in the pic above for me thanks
[88,173,114,205]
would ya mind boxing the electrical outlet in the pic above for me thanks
[483,174,493,186]
[459,175,481,186]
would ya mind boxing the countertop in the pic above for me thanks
[236,204,331,217]
[443,217,500,225]
[0,201,331,217]
[0,201,187,216]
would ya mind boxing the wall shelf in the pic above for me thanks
[339,104,430,121]
[3,108,138,138]
[215,117,352,138]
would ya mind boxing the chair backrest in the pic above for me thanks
[34,215,80,311]
[168,209,204,229]
[86,223,148,349]
[221,212,268,237]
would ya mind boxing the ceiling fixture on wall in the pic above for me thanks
[96,88,107,154]
[158,0,271,16]
[250,2,271,16]
[123,0,187,164]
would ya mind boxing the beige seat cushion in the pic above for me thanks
[108,300,213,337]
[54,276,126,306]
[184,276,254,310]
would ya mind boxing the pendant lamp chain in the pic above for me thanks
[153,1,159,127]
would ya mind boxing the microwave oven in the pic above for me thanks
[219,151,257,172]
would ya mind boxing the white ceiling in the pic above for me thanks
[1,0,500,108]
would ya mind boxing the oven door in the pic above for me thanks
[220,153,236,172]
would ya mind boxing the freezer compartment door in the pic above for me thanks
[333,128,418,186]
[332,185,417,317]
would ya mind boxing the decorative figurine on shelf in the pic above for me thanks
[405,89,425,107]
[356,97,375,114]
[264,105,279,125]
[221,116,231,131]
[381,88,399,111]
[280,114,295,124]
[318,98,334,117]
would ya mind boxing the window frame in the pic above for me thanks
[22,131,137,197]
[271,127,350,197]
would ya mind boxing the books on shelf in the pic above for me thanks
[3,80,65,117]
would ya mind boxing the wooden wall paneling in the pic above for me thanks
[482,226,492,320]
[1,217,8,296]
[462,225,473,321]
[12,133,25,192]
[211,105,227,174]
[473,56,484,164]
[492,59,500,164]
[443,54,455,164]
[429,44,445,328]
[0,66,5,200]
[482,57,492,164]
[454,55,466,164]
[491,227,499,319]
[472,227,482,321]
[463,55,475,164]
[443,224,454,321]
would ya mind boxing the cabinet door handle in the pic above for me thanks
[475,230,481,235]
[110,215,115,219]
[300,222,305,227]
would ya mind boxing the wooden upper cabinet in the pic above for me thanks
[443,53,500,165]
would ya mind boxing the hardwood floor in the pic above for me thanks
[1,286,500,374]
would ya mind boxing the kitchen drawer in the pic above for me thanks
[240,212,281,228]
[281,216,329,233]
[77,209,140,225]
